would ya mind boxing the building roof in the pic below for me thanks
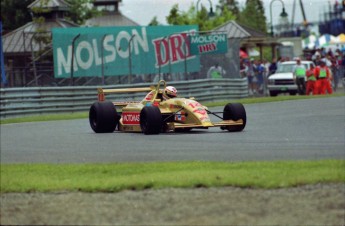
[237,22,267,38]
[85,12,139,27]
[213,20,282,48]
[213,21,252,39]
[3,19,78,54]
[28,0,70,11]
[93,0,122,6]
[214,20,268,39]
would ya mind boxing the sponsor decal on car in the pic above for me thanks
[122,112,140,125]
[174,111,186,121]
[186,100,202,109]
[193,108,207,115]
[200,116,211,122]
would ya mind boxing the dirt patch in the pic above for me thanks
[1,183,344,225]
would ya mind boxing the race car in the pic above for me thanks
[89,80,246,134]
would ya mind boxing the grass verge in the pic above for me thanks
[1,94,344,125]
[1,160,344,193]
[205,93,345,107]
[0,112,88,125]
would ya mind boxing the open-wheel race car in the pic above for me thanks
[89,80,246,135]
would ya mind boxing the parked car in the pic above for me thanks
[267,61,315,96]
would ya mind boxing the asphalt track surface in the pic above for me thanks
[1,97,344,163]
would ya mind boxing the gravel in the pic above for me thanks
[1,183,344,225]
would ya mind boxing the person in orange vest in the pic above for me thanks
[305,64,317,95]
[314,59,333,95]
[293,58,306,95]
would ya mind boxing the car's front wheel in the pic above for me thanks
[223,103,246,132]
[89,101,118,133]
[140,106,162,135]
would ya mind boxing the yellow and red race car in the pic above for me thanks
[89,80,246,134]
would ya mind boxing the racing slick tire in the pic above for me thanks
[223,103,246,132]
[140,106,162,135]
[89,101,118,133]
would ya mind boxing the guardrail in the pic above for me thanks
[0,78,248,119]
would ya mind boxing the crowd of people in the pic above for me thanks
[240,47,345,96]
[305,48,344,94]
[240,58,270,95]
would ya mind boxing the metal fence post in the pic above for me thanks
[70,34,80,86]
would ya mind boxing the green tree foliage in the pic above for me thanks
[1,0,101,32]
[65,0,101,25]
[217,0,240,17]
[238,0,267,33]
[1,0,35,32]
[148,16,160,26]
[31,0,52,47]
[166,4,235,31]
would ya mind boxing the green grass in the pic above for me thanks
[0,112,88,125]
[1,160,344,193]
[1,94,343,125]
[205,93,345,107]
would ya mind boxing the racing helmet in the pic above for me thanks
[163,86,177,100]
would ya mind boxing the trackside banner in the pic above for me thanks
[189,34,228,55]
[52,25,199,78]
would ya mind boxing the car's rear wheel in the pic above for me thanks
[89,101,118,133]
[223,103,246,132]
[140,106,162,135]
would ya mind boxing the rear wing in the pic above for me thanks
[97,80,167,103]
[98,87,153,102]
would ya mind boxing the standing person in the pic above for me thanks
[245,60,256,95]
[240,59,246,78]
[292,58,306,95]
[332,52,341,92]
[305,64,317,95]
[269,58,277,75]
[314,59,333,95]
[207,63,226,79]
[255,60,265,94]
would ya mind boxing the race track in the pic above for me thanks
[1,97,344,163]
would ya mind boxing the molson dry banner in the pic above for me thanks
[52,25,199,78]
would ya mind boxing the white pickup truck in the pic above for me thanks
[267,61,315,96]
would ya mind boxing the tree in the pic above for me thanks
[1,0,101,32]
[166,4,235,31]
[238,0,267,33]
[148,16,160,26]
[1,0,35,32]
[65,0,101,25]
[217,0,240,18]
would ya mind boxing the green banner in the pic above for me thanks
[52,25,199,78]
[189,34,228,55]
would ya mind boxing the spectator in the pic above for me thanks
[207,63,226,79]
[306,64,317,95]
[314,59,333,95]
[245,59,256,95]
[254,60,265,94]
[269,58,277,75]
[292,58,306,95]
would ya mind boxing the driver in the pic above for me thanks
[162,86,177,100]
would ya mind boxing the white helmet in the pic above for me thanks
[163,86,177,100]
